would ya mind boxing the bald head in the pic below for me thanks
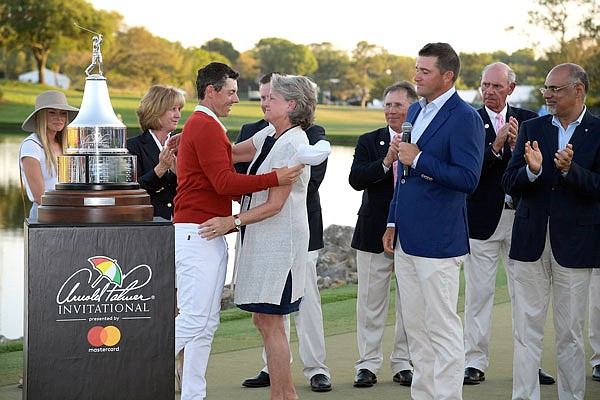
[480,62,516,113]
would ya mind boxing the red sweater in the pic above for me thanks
[173,110,278,224]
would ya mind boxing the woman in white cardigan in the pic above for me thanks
[200,74,317,400]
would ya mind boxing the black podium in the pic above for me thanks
[24,219,174,400]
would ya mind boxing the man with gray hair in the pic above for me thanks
[349,81,417,388]
[463,62,555,385]
[502,62,600,400]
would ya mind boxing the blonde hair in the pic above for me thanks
[34,110,67,176]
[136,85,185,131]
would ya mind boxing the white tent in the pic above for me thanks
[18,68,70,89]
[507,85,536,108]
[457,89,482,105]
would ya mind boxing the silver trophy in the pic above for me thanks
[57,26,137,188]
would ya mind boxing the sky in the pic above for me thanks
[88,0,580,57]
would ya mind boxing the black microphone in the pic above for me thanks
[401,122,412,177]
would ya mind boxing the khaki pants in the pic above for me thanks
[394,242,464,400]
[355,249,411,375]
[512,230,591,400]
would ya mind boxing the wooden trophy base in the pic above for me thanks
[37,188,154,224]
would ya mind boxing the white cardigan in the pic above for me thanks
[233,125,310,305]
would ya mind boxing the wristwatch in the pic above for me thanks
[233,215,242,228]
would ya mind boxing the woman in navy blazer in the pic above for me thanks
[127,85,185,220]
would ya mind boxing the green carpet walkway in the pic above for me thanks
[2,302,599,399]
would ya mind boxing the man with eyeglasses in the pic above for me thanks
[502,63,600,400]
[349,81,417,388]
[463,62,555,386]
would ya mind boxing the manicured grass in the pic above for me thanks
[0,262,510,387]
[0,351,21,388]
[0,79,383,143]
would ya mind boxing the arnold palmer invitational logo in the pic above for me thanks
[56,256,155,325]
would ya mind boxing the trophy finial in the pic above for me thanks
[74,23,104,76]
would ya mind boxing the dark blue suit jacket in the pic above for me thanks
[234,120,328,251]
[127,130,177,220]
[467,106,538,240]
[387,92,485,258]
[349,127,395,253]
[234,119,270,174]
[502,110,600,268]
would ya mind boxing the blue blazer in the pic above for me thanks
[501,111,600,268]
[467,106,538,240]
[387,92,485,258]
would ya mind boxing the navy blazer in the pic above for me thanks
[234,119,270,174]
[127,131,177,220]
[234,120,328,251]
[467,106,538,240]
[387,92,485,258]
[502,111,600,268]
[349,127,395,253]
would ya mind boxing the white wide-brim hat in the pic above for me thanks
[21,90,79,132]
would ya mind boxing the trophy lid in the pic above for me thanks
[68,75,125,128]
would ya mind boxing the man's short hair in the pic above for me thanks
[554,63,590,95]
[196,62,240,100]
[383,81,418,103]
[482,62,516,85]
[259,72,284,85]
[418,43,461,83]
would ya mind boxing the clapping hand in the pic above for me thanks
[554,143,573,173]
[155,146,176,177]
[383,134,401,168]
[166,133,181,153]
[493,116,518,153]
[524,140,542,174]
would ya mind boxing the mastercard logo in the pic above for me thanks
[87,325,121,347]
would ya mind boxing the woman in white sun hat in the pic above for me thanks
[19,90,78,219]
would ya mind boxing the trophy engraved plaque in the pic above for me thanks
[37,29,153,223]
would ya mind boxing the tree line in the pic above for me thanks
[0,0,598,111]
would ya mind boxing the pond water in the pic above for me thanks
[0,137,363,340]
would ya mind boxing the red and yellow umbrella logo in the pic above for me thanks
[88,256,123,288]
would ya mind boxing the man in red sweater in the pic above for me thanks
[172,62,302,400]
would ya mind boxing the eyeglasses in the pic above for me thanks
[539,83,577,95]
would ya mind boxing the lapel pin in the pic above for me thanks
[484,124,490,129]
[379,140,385,145]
